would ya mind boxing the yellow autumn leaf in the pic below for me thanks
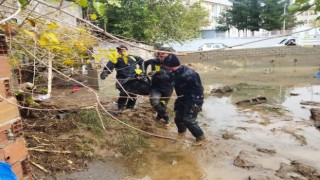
[90,14,97,20]
[104,49,119,64]
[63,59,75,65]
[76,42,86,52]
[46,22,60,29]
[38,36,48,46]
[24,30,39,40]
[98,47,104,54]
[77,27,86,32]
[43,32,59,44]
[92,54,102,62]
[77,0,87,7]
[51,46,62,50]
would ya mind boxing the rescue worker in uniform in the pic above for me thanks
[144,50,173,124]
[100,45,144,110]
[163,54,205,142]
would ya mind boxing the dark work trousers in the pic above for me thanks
[149,88,173,118]
[116,81,137,110]
[174,103,204,139]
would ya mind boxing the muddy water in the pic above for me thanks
[133,138,204,180]
[135,76,320,179]
[201,86,320,179]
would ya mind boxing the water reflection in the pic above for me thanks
[282,86,320,120]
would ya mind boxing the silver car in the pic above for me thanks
[198,43,228,51]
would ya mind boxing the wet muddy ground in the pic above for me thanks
[126,65,320,180]
[30,63,320,179]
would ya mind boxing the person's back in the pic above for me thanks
[144,51,174,124]
[171,65,203,101]
[163,54,205,142]
[144,58,173,91]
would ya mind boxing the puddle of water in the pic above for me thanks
[200,85,320,179]
[282,86,320,120]
[134,138,204,180]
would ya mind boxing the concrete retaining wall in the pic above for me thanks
[177,46,320,68]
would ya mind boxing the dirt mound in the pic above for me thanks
[23,93,168,178]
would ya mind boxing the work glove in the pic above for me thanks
[192,99,203,113]
[192,104,202,113]
[100,70,108,80]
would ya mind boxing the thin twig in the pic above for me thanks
[95,104,107,133]
[29,160,49,173]
[28,148,71,154]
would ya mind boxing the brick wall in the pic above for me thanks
[0,35,31,179]
[177,45,320,68]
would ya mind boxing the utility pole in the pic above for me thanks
[283,3,287,34]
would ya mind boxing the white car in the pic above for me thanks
[198,43,229,51]
[275,38,297,46]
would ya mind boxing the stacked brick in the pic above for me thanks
[0,35,31,179]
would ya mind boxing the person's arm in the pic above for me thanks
[143,59,152,72]
[133,55,144,70]
[187,72,204,112]
[100,61,116,79]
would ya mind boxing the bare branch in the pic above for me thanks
[0,1,21,25]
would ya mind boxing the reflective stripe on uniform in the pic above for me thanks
[155,65,160,72]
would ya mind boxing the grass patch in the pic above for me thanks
[73,109,111,135]
[119,130,149,155]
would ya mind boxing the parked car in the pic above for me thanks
[198,43,229,51]
[275,36,320,46]
[275,37,297,46]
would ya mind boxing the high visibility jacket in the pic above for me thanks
[144,58,173,92]
[104,55,144,80]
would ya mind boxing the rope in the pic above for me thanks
[13,41,182,141]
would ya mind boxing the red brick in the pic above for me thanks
[0,97,20,124]
[0,130,9,145]
[0,149,5,161]
[0,122,12,134]
[0,78,12,98]
[2,138,28,164]
[0,118,23,144]
[0,80,6,99]
[0,121,12,145]
[12,119,23,138]
[0,56,11,78]
[11,161,23,180]
[0,36,8,55]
